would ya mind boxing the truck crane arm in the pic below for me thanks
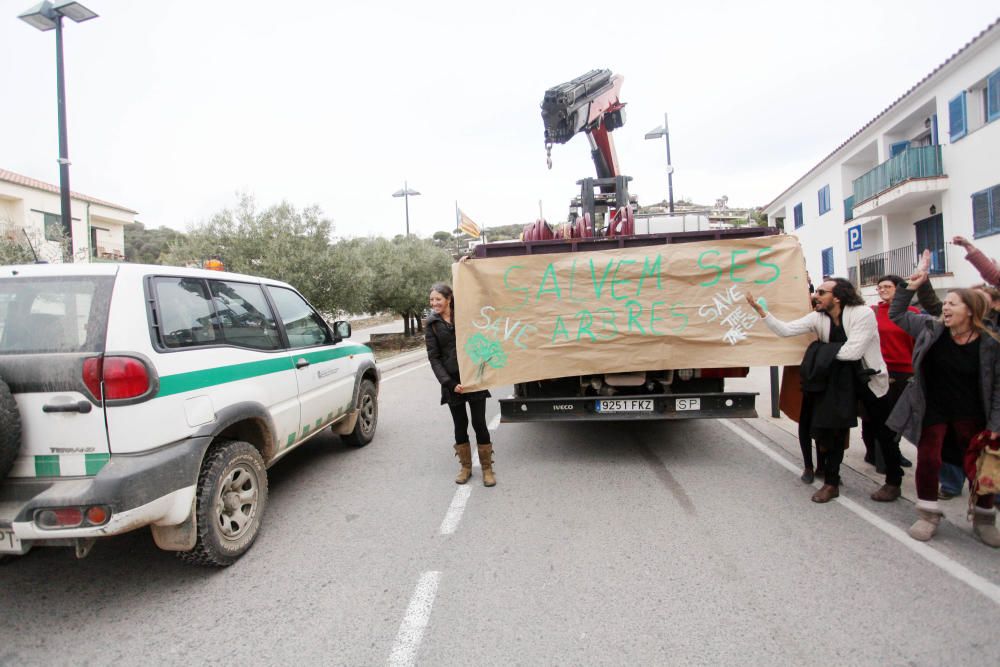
[540,69,626,179]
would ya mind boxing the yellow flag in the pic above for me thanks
[458,209,481,238]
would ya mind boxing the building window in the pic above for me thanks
[949,92,967,142]
[817,185,831,216]
[793,203,803,229]
[42,212,68,242]
[821,247,834,277]
[973,184,1000,238]
[988,67,1000,124]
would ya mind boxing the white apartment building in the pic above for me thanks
[0,168,135,263]
[764,19,1000,298]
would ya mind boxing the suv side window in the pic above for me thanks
[153,277,219,348]
[267,286,331,349]
[208,280,280,351]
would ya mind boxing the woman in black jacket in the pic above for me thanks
[425,283,495,486]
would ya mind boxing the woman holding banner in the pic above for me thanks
[425,282,496,487]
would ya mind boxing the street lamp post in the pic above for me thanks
[644,113,675,214]
[391,181,421,237]
[18,1,98,235]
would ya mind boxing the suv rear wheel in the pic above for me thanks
[0,376,21,479]
[179,440,268,567]
[342,379,377,447]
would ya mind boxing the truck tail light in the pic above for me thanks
[699,367,750,379]
[81,356,151,401]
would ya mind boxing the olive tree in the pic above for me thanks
[165,194,341,313]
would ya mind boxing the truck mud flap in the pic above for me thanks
[499,392,757,422]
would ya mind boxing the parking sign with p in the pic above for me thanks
[848,225,862,252]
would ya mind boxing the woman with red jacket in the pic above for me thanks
[862,275,917,501]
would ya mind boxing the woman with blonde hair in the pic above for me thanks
[887,272,1000,546]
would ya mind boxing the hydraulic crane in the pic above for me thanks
[525,69,635,241]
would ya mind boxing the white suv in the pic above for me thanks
[0,262,379,566]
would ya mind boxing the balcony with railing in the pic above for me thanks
[851,145,946,217]
[853,242,948,287]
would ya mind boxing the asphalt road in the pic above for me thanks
[2,348,1000,666]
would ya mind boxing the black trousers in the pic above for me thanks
[815,429,848,486]
[859,379,905,486]
[798,392,826,471]
[448,398,490,445]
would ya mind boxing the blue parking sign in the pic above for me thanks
[848,225,862,252]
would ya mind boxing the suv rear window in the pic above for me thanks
[0,276,113,353]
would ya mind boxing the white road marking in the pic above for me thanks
[721,419,1000,607]
[382,362,430,383]
[439,485,472,535]
[388,571,441,667]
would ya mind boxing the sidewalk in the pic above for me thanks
[727,367,975,528]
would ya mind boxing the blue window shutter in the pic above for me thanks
[972,190,991,237]
[992,185,1000,234]
[931,114,939,145]
[821,247,834,276]
[987,69,1000,123]
[794,203,803,229]
[889,140,909,157]
[949,92,967,141]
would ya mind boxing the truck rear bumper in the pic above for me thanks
[499,392,757,422]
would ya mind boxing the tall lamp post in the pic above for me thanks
[391,181,421,237]
[18,1,98,236]
[644,113,675,214]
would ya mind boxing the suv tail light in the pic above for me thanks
[82,356,151,401]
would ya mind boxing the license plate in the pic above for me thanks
[675,398,701,411]
[596,399,654,413]
[0,527,21,553]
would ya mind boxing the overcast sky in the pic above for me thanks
[2,0,997,239]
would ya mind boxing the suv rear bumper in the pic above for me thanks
[499,392,757,422]
[0,436,210,551]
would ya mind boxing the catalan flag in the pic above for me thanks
[457,209,481,238]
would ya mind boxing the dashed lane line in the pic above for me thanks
[387,571,441,667]
[721,419,1000,608]
[438,485,472,535]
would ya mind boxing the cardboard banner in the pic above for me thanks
[453,234,812,390]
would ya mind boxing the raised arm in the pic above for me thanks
[954,236,1000,286]
[745,292,818,337]
[889,283,933,338]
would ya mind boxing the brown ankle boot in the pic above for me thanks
[870,484,901,502]
[454,443,472,484]
[811,484,839,503]
[477,443,496,487]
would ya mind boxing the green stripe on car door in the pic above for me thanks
[156,344,372,397]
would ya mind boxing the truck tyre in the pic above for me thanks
[343,379,377,447]
[0,375,21,479]
[178,440,268,567]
